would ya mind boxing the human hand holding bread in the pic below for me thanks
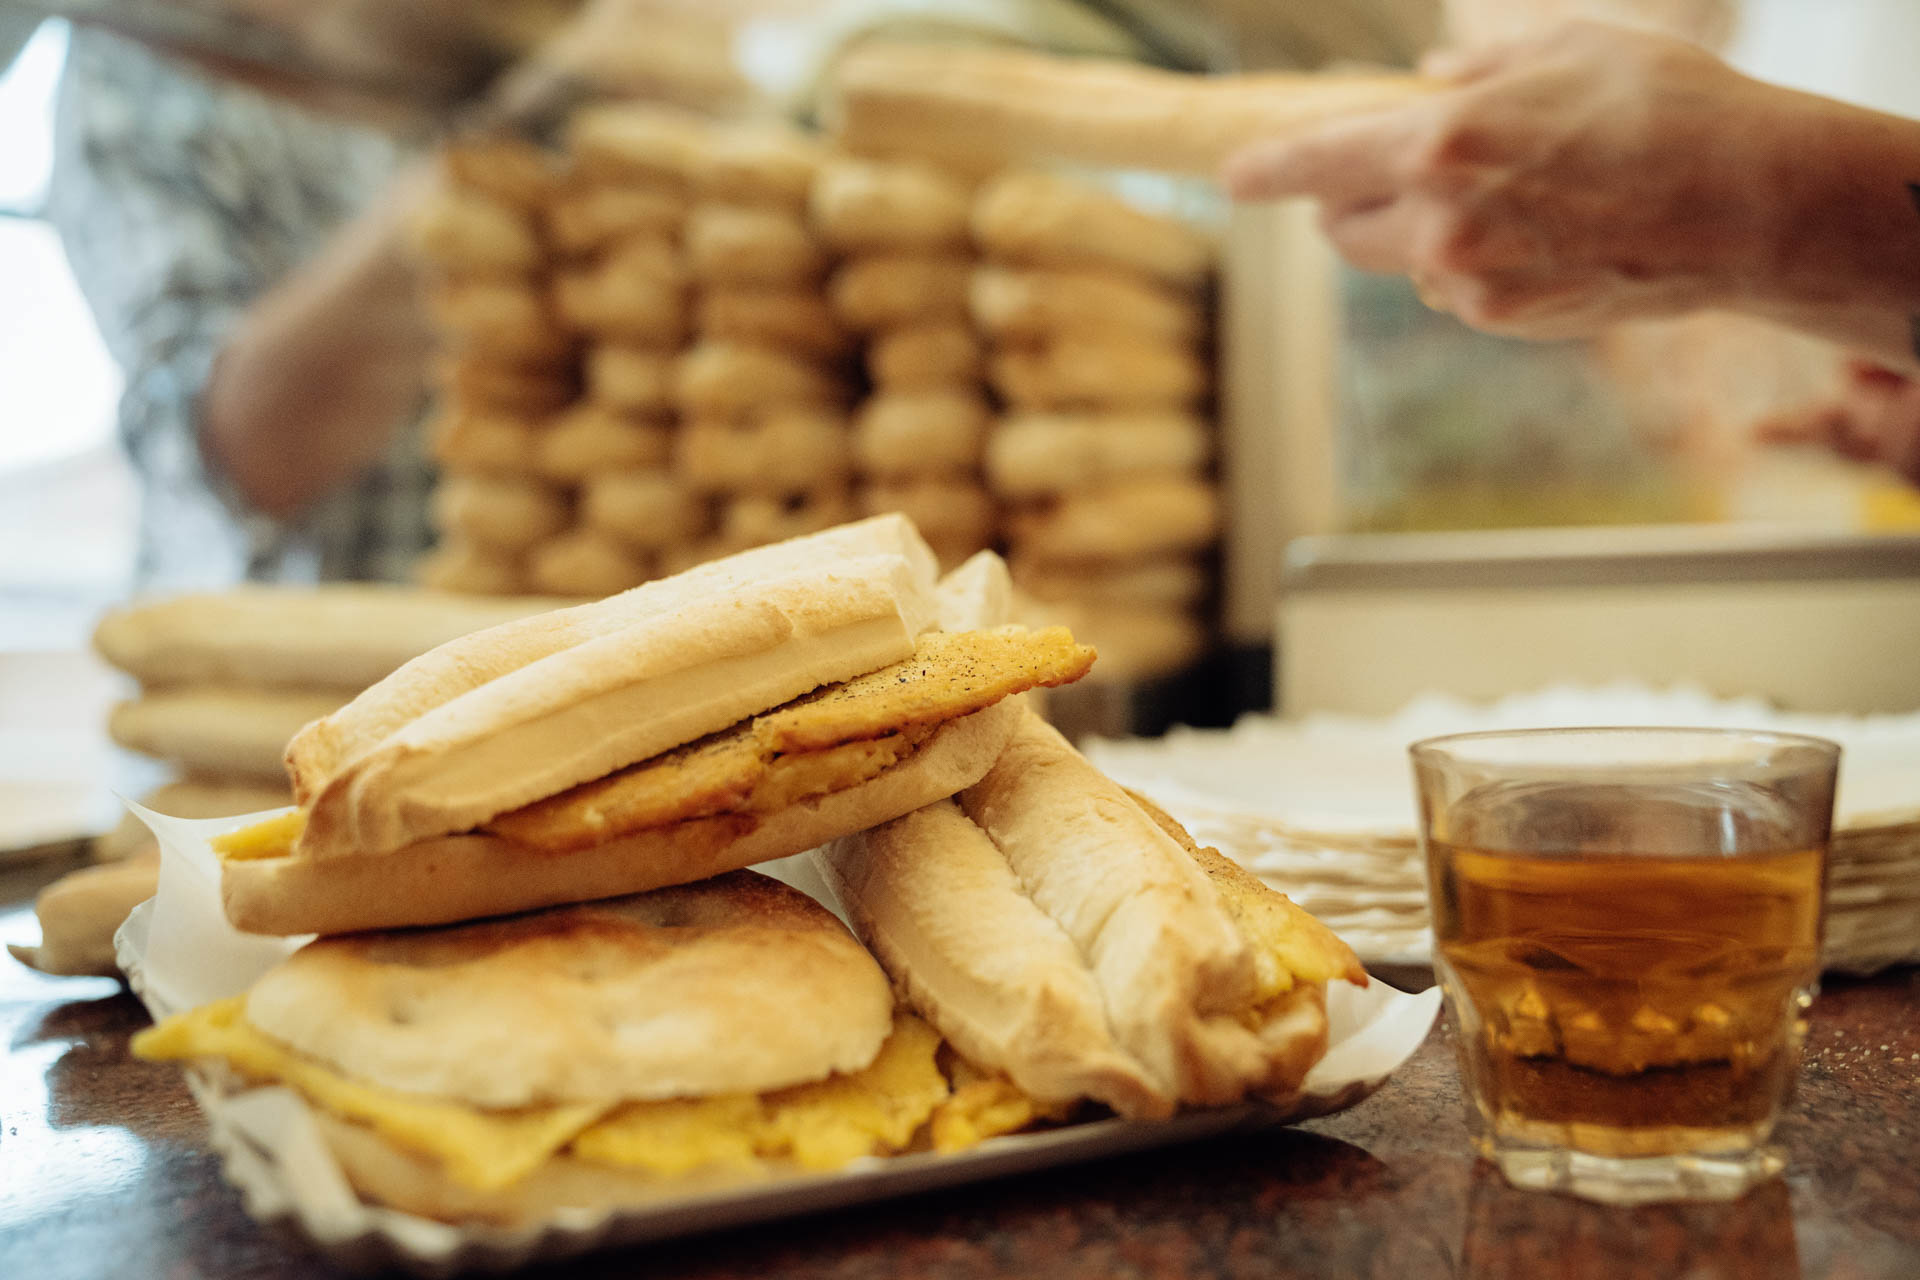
[116,515,1372,1229]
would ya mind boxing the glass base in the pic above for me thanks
[1485,1142,1784,1206]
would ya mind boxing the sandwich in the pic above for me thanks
[134,871,985,1223]
[214,517,1095,935]
[819,707,1367,1120]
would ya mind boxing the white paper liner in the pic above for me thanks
[115,808,1440,1276]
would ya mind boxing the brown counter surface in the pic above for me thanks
[2,851,1916,1280]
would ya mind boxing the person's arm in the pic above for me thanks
[1223,21,1920,372]
[199,163,437,519]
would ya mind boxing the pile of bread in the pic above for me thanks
[97,519,1362,1228]
[409,108,1220,680]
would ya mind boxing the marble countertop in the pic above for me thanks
[3,850,1917,1280]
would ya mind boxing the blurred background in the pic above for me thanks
[5,0,1920,721]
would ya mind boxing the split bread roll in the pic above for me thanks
[110,688,349,782]
[429,409,538,475]
[986,412,1212,498]
[567,103,713,188]
[821,711,1365,1116]
[1008,477,1220,560]
[695,124,826,211]
[92,586,556,691]
[990,337,1210,411]
[553,257,684,344]
[973,173,1214,289]
[136,872,974,1223]
[432,474,571,552]
[971,266,1204,345]
[826,40,1430,177]
[809,158,971,252]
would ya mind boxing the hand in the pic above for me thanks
[1223,22,1788,339]
[1759,362,1920,488]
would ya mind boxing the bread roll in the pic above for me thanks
[442,138,559,211]
[853,390,990,480]
[545,186,685,257]
[821,801,1169,1117]
[990,338,1209,411]
[971,265,1203,343]
[409,188,543,276]
[10,852,160,977]
[1011,555,1209,610]
[579,470,711,549]
[973,173,1212,288]
[429,410,538,475]
[867,323,982,391]
[676,408,852,496]
[859,479,994,546]
[553,250,685,344]
[695,288,853,360]
[1008,478,1219,561]
[809,158,971,251]
[92,586,556,691]
[430,280,571,364]
[719,491,855,548]
[674,342,846,416]
[527,529,654,599]
[535,406,673,482]
[436,357,576,415]
[828,254,972,332]
[568,104,713,186]
[827,40,1428,177]
[986,411,1211,498]
[585,344,675,413]
[696,124,827,210]
[685,204,827,287]
[431,474,571,551]
[110,688,348,781]
[416,540,527,597]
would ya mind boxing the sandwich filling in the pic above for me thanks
[216,626,1095,864]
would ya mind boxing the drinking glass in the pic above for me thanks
[1412,727,1840,1205]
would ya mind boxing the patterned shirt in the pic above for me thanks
[46,29,434,592]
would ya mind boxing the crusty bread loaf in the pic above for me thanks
[959,711,1261,1104]
[827,41,1430,177]
[285,516,937,810]
[92,586,557,691]
[228,699,1019,935]
[821,800,1169,1117]
[245,871,893,1107]
[110,688,349,781]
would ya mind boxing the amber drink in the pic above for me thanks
[1413,730,1838,1205]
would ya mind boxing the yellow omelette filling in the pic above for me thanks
[212,810,306,862]
[134,1003,980,1192]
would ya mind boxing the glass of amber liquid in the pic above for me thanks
[1412,727,1838,1205]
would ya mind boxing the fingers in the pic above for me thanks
[1418,43,1510,84]
[1221,108,1425,206]
[1319,199,1418,276]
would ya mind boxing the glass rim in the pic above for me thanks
[1408,724,1843,765]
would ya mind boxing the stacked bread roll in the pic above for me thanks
[972,173,1219,680]
[671,122,859,569]
[410,138,578,596]
[815,158,995,571]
